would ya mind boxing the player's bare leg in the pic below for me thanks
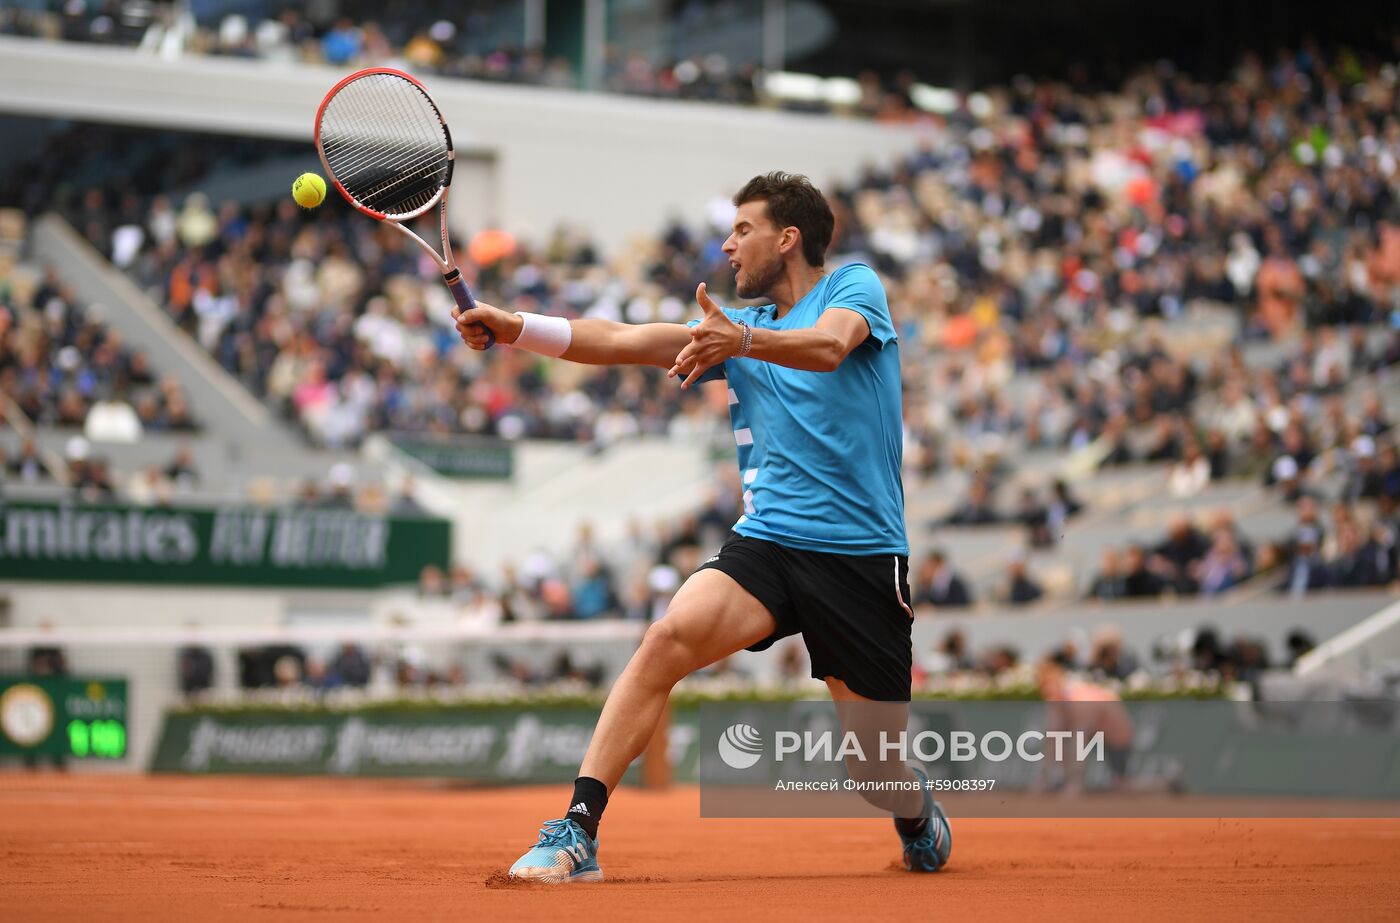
[826,677,952,872]
[509,569,775,882]
[580,569,776,789]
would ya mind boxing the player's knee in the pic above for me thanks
[636,617,691,674]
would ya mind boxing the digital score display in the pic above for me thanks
[0,678,128,760]
[67,718,127,758]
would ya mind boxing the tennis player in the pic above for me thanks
[452,172,950,882]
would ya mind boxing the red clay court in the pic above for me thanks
[4,774,1399,921]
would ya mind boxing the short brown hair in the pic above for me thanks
[733,172,833,268]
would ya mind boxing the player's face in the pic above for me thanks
[724,201,785,299]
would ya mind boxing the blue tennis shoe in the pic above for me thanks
[508,818,604,883]
[897,767,952,872]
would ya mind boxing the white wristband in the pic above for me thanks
[513,312,572,358]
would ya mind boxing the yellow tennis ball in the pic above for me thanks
[292,173,326,209]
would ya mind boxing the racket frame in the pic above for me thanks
[314,66,493,346]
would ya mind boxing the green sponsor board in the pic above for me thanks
[0,677,128,759]
[0,501,449,588]
[151,706,701,783]
[389,435,513,480]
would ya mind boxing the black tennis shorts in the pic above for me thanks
[698,532,914,702]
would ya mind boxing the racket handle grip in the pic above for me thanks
[445,269,495,349]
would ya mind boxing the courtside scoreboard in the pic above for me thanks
[0,677,128,760]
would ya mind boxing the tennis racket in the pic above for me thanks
[314,67,494,347]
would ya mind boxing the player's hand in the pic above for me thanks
[669,282,741,389]
[453,302,522,350]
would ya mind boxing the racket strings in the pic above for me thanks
[327,112,444,211]
[319,73,450,219]
[324,78,445,205]
[325,78,437,179]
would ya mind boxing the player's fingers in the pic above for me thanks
[681,360,709,389]
[669,342,697,375]
[456,312,489,336]
[669,356,696,379]
[696,282,719,315]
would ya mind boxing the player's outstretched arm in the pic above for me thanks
[453,302,691,368]
[565,318,693,368]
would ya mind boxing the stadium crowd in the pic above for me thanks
[2,41,1399,616]
[17,40,1396,457]
[187,612,1294,698]
[0,0,905,116]
[0,235,202,496]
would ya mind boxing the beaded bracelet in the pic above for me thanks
[736,320,753,357]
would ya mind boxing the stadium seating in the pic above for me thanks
[1,33,1397,705]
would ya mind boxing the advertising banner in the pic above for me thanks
[0,501,450,588]
[151,706,702,784]
[388,435,513,479]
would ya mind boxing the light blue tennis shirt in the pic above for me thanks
[692,262,908,556]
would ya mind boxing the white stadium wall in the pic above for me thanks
[0,36,926,254]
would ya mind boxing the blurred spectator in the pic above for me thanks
[177,645,215,696]
[1016,487,1054,548]
[923,629,974,674]
[1190,628,1225,674]
[999,552,1043,606]
[389,475,430,516]
[320,19,362,65]
[1329,520,1388,588]
[1377,443,1400,498]
[295,479,321,506]
[71,455,116,502]
[329,643,372,688]
[570,553,616,619]
[238,644,307,689]
[1202,428,1232,480]
[84,395,142,442]
[1151,515,1209,594]
[1284,630,1316,668]
[912,550,972,608]
[26,634,67,677]
[418,564,449,598]
[316,463,355,509]
[1281,496,1329,559]
[448,564,485,606]
[978,645,1020,676]
[1045,479,1084,534]
[1167,442,1211,497]
[5,437,47,484]
[942,474,1001,526]
[1122,545,1166,599]
[1087,549,1127,601]
[1276,527,1330,597]
[163,445,200,490]
[1087,626,1138,681]
[1193,527,1250,596]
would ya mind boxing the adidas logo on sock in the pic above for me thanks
[568,802,590,816]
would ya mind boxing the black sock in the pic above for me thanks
[894,815,928,838]
[566,776,608,839]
